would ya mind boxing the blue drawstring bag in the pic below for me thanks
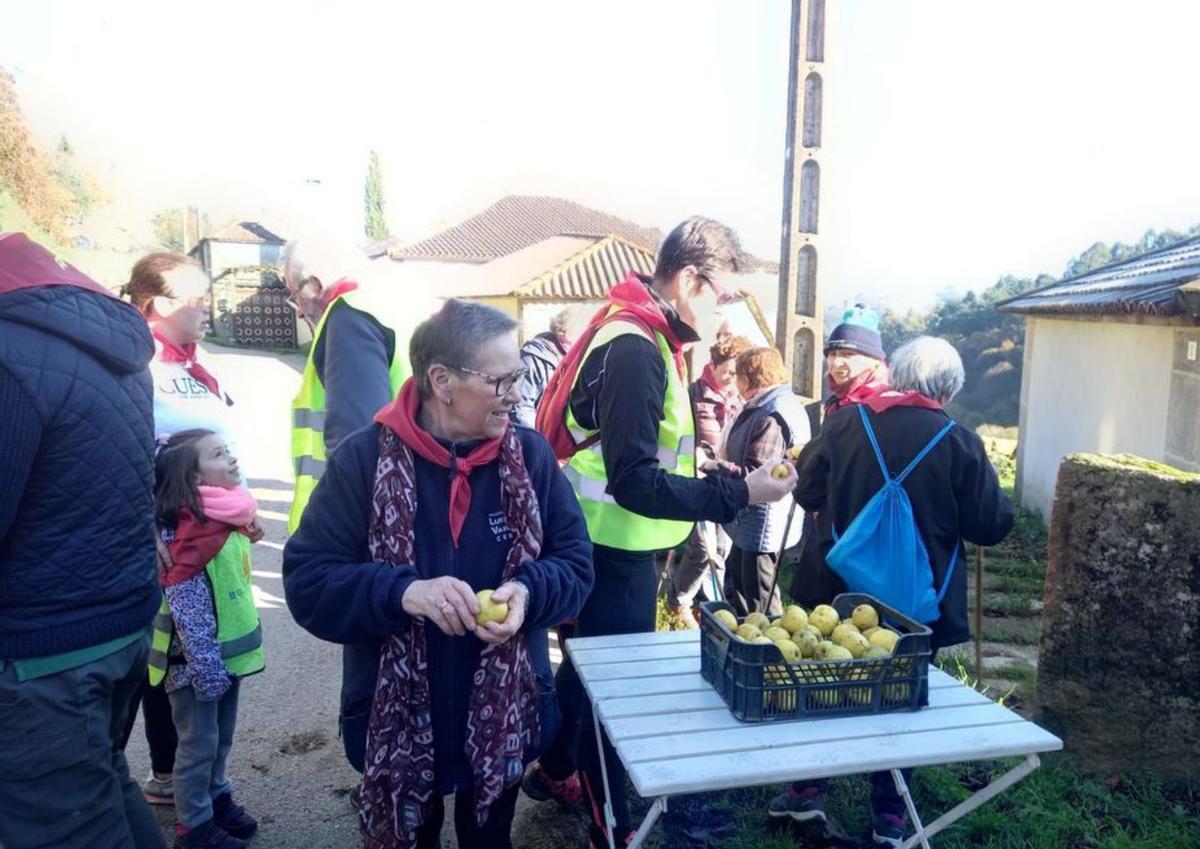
[826,405,958,623]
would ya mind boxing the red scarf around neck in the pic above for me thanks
[826,365,889,413]
[864,389,944,414]
[606,272,689,378]
[321,278,359,314]
[153,328,222,399]
[375,380,501,547]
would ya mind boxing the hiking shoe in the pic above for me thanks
[142,771,174,806]
[766,785,827,824]
[173,818,247,849]
[213,793,258,839]
[871,811,908,847]
[522,763,583,808]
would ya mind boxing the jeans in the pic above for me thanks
[119,678,179,775]
[168,679,240,828]
[0,636,166,849]
[670,522,729,608]
[415,782,521,849]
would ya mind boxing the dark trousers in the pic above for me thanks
[727,545,784,618]
[415,782,521,849]
[119,676,179,775]
[791,648,940,820]
[0,636,167,849]
[575,545,658,837]
[792,770,910,819]
[537,622,581,780]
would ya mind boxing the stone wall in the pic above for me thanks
[1036,453,1200,780]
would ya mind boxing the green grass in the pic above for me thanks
[673,756,1200,849]
[980,623,1042,646]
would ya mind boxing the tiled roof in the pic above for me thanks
[998,237,1200,317]
[518,236,655,299]
[204,221,286,245]
[390,195,664,262]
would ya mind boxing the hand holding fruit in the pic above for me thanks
[474,582,529,646]
[746,456,797,504]
[401,576,480,636]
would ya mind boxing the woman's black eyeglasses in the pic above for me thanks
[449,364,528,396]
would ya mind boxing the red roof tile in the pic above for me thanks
[390,196,664,263]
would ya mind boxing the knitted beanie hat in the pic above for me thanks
[824,303,885,360]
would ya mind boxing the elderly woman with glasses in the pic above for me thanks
[283,299,594,849]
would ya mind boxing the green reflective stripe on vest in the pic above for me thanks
[294,456,326,478]
[289,287,414,533]
[292,409,326,430]
[220,622,263,659]
[147,596,172,687]
[210,532,265,678]
[146,533,265,685]
[564,314,696,551]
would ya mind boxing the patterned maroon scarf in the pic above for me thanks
[358,424,543,848]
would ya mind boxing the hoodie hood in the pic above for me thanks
[0,233,153,376]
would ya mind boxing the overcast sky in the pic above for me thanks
[4,0,1198,310]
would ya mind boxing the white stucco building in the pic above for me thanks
[998,238,1200,518]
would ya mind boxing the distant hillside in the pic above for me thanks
[872,225,1200,429]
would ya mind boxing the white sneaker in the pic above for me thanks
[142,771,173,805]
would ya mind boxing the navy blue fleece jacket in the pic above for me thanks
[282,423,594,791]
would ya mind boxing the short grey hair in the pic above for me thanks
[279,238,362,288]
[887,336,965,403]
[410,299,517,397]
[549,308,571,336]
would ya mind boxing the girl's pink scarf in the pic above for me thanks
[198,484,258,528]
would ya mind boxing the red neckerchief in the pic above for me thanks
[605,272,688,378]
[826,367,889,413]
[374,379,502,547]
[864,390,944,414]
[153,328,222,399]
[0,232,119,299]
[320,278,359,313]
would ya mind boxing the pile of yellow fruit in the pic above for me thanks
[708,602,914,713]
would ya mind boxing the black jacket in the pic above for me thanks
[566,287,748,546]
[792,404,1013,648]
[0,285,159,658]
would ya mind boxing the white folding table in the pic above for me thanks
[567,629,1062,849]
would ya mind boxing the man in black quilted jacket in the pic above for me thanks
[0,233,166,849]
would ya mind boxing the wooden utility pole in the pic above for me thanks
[777,0,826,405]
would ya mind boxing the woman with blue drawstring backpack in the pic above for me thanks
[765,336,1014,848]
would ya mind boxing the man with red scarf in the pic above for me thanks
[530,217,797,848]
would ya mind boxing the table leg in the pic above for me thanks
[627,797,668,849]
[592,702,618,849]
[897,754,1042,849]
[891,769,933,849]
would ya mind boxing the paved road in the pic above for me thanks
[125,345,587,849]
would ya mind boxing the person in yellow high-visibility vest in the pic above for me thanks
[527,217,798,849]
[280,238,429,771]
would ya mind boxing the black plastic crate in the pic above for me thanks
[699,593,932,722]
